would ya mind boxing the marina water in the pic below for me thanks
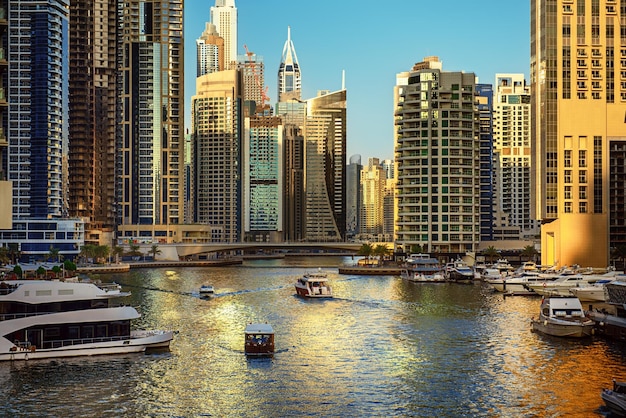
[1,256,625,417]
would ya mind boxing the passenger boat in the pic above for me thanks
[400,254,446,283]
[0,279,175,361]
[295,271,333,298]
[530,296,594,338]
[602,380,626,417]
[199,284,215,295]
[445,258,474,283]
[244,323,274,357]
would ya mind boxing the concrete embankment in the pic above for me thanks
[338,266,403,276]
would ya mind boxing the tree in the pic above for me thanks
[94,245,110,264]
[483,246,500,264]
[13,265,22,279]
[64,260,77,276]
[126,244,142,259]
[48,246,63,263]
[521,245,538,263]
[357,243,374,265]
[8,244,21,264]
[112,246,124,264]
[79,244,97,264]
[373,244,392,264]
[410,244,424,254]
[36,266,46,279]
[149,244,161,261]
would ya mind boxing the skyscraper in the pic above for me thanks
[0,0,10,228]
[243,116,283,242]
[211,0,237,70]
[68,0,118,244]
[476,84,495,242]
[278,27,302,102]
[196,22,224,77]
[238,50,267,109]
[360,158,386,238]
[8,0,69,219]
[117,0,184,242]
[493,74,538,239]
[191,70,243,242]
[394,57,480,255]
[304,89,347,241]
[531,0,626,267]
[346,154,362,239]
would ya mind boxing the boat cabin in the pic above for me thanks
[244,323,274,357]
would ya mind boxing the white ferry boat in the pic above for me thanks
[0,279,175,361]
[295,271,333,298]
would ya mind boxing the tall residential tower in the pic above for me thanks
[531,0,626,267]
[394,57,480,255]
[117,0,184,243]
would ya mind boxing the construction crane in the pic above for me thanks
[243,44,270,109]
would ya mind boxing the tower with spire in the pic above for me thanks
[277,26,302,102]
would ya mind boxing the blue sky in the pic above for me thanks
[184,1,530,162]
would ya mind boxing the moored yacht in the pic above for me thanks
[0,279,175,361]
[445,258,474,283]
[530,296,595,338]
[401,254,446,283]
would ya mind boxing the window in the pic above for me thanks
[579,170,587,183]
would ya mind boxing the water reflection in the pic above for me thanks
[0,257,624,416]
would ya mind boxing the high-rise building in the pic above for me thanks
[360,158,386,238]
[68,0,118,245]
[476,84,495,242]
[238,51,266,109]
[243,116,283,242]
[304,89,347,241]
[493,74,538,240]
[278,27,302,102]
[0,0,85,261]
[117,0,184,243]
[196,22,224,77]
[346,154,362,239]
[531,0,626,267]
[0,0,10,229]
[191,70,243,242]
[394,57,480,255]
[211,0,237,70]
[8,0,69,220]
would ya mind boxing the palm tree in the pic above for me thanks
[127,244,142,260]
[483,246,500,264]
[373,244,392,265]
[357,243,374,265]
[520,245,538,263]
[149,244,161,261]
[79,244,97,264]
[8,243,21,264]
[48,246,63,263]
[94,245,110,264]
[112,246,125,264]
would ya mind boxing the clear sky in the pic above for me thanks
[184,0,530,162]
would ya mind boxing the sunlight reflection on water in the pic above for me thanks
[0,257,624,417]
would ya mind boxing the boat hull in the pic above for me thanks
[602,389,626,417]
[486,280,536,295]
[0,330,174,362]
[531,319,594,338]
[294,285,332,298]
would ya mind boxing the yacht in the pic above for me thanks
[445,258,474,283]
[530,296,595,338]
[485,271,558,295]
[0,279,175,361]
[401,254,446,283]
[295,271,333,298]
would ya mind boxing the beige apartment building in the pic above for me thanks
[531,0,626,268]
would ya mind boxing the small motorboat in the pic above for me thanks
[530,296,595,338]
[244,323,275,357]
[295,270,333,298]
[602,380,626,417]
[199,284,215,295]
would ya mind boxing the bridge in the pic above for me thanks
[135,242,392,261]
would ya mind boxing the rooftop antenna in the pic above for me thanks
[342,70,345,90]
